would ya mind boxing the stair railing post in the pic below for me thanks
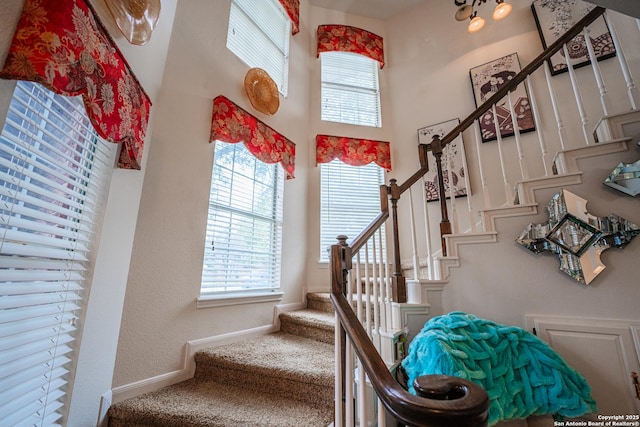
[387,179,407,303]
[428,135,452,256]
[331,236,351,427]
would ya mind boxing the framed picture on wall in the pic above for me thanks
[417,118,469,202]
[469,52,535,143]
[531,0,616,76]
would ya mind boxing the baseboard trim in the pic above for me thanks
[111,323,278,404]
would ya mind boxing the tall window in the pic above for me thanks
[320,160,385,262]
[227,0,291,95]
[321,51,381,127]
[0,82,116,425]
[201,141,284,298]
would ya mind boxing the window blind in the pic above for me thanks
[227,0,291,95]
[201,141,284,296]
[320,160,385,262]
[321,51,381,127]
[0,82,116,426]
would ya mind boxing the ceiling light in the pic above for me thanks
[492,1,512,20]
[454,0,512,32]
[468,14,486,33]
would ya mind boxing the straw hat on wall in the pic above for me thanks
[244,68,280,115]
[105,0,161,46]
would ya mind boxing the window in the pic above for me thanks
[227,0,291,95]
[0,82,116,425]
[200,141,284,300]
[321,51,381,127]
[320,160,385,262]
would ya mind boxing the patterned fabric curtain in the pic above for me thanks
[316,25,384,68]
[0,0,152,170]
[316,134,391,171]
[211,96,296,179]
[279,0,300,35]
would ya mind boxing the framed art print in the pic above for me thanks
[469,52,535,143]
[417,118,468,202]
[531,0,616,76]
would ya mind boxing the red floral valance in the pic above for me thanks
[0,0,151,170]
[279,0,300,35]
[211,96,295,179]
[316,134,391,171]
[317,25,384,68]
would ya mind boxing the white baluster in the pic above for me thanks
[377,397,387,427]
[357,353,366,427]
[345,337,354,427]
[491,104,514,205]
[364,244,371,338]
[376,230,388,333]
[445,146,458,233]
[408,186,420,281]
[473,119,491,210]
[355,254,363,322]
[583,27,612,116]
[420,179,435,279]
[544,60,568,150]
[458,130,475,232]
[371,238,380,350]
[526,74,550,176]
[606,12,639,110]
[507,89,529,180]
[563,43,591,145]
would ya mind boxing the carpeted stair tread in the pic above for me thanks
[279,309,335,344]
[195,331,333,386]
[107,377,333,427]
[306,292,334,313]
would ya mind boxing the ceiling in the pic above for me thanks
[307,0,429,20]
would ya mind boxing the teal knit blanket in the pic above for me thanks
[401,312,597,426]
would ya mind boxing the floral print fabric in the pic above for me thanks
[279,0,300,35]
[0,0,151,170]
[316,134,391,171]
[317,25,384,68]
[210,96,296,179]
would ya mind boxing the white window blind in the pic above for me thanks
[320,160,385,262]
[201,141,284,296]
[227,0,291,95]
[321,51,381,127]
[0,81,116,426]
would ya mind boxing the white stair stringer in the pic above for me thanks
[435,232,497,280]
[553,137,630,174]
[515,172,583,205]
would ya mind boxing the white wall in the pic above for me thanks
[112,0,313,387]
[384,2,640,328]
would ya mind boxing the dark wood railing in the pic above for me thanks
[330,7,606,427]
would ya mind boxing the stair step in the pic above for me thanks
[107,377,333,427]
[306,292,334,313]
[194,332,334,407]
[279,308,335,344]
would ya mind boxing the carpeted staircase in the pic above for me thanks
[107,293,336,427]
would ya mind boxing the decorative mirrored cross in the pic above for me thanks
[516,189,640,285]
[604,160,640,197]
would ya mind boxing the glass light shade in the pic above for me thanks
[468,15,486,32]
[492,2,512,20]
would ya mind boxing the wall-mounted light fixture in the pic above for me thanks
[454,0,513,33]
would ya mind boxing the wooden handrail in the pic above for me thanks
[330,245,489,427]
[330,8,607,425]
